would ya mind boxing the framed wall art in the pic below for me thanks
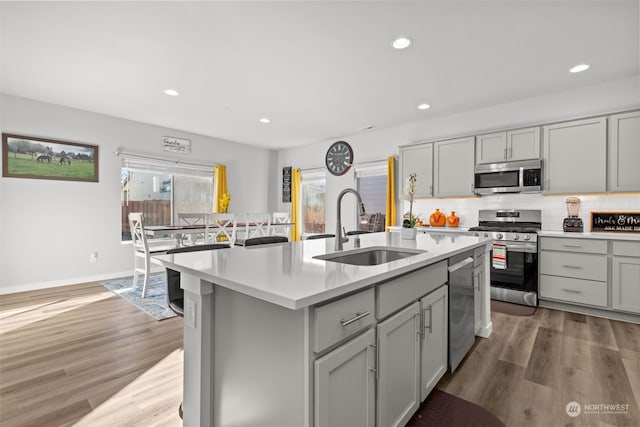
[2,133,99,182]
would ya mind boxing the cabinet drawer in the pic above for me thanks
[377,261,447,319]
[540,275,607,307]
[613,241,640,257]
[539,251,607,281]
[312,288,375,353]
[539,237,607,254]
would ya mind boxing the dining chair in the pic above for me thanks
[271,212,291,237]
[165,242,230,419]
[128,212,175,298]
[243,236,289,246]
[205,213,237,247]
[177,212,207,246]
[241,212,271,240]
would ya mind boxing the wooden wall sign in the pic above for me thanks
[591,212,640,233]
[162,137,191,154]
[282,166,292,203]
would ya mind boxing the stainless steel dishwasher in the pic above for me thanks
[448,252,475,372]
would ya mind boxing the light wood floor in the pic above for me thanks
[1,282,639,427]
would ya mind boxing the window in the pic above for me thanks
[120,154,214,241]
[301,171,326,235]
[355,164,387,232]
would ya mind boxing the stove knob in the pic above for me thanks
[496,233,503,239]
[483,233,489,238]
[513,234,520,240]
[524,235,531,241]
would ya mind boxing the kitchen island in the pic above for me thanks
[155,231,492,427]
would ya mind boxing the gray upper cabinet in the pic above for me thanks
[475,127,540,164]
[542,117,607,194]
[434,137,475,197]
[609,111,640,192]
[399,144,433,198]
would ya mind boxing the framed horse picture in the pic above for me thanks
[2,133,99,182]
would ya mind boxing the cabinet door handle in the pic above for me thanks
[562,288,582,293]
[368,343,378,378]
[424,306,433,334]
[416,311,424,337]
[429,185,433,196]
[562,265,582,269]
[503,148,507,160]
[340,311,370,327]
[508,145,513,159]
[563,244,582,248]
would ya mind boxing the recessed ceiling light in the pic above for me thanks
[418,103,431,110]
[163,89,179,96]
[569,64,590,73]
[260,118,270,124]
[392,37,412,50]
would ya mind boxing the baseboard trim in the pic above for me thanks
[0,270,141,295]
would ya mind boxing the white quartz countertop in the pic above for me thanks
[538,230,640,241]
[154,232,491,310]
[388,226,470,234]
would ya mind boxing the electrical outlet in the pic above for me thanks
[90,252,98,263]
[186,299,197,328]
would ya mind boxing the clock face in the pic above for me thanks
[325,141,353,176]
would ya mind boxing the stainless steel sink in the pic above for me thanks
[314,247,426,266]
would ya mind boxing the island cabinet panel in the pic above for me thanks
[377,260,447,319]
[542,116,607,194]
[377,302,421,427]
[612,241,640,314]
[400,144,433,198]
[420,285,448,401]
[609,111,640,192]
[314,329,376,427]
[312,288,375,353]
[433,136,475,197]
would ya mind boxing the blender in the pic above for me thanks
[563,196,584,232]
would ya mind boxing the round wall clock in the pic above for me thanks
[325,141,353,176]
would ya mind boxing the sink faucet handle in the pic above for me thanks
[341,226,349,243]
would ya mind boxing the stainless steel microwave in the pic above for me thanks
[474,159,542,195]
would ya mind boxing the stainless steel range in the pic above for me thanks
[469,209,541,307]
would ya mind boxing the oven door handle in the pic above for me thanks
[499,242,537,253]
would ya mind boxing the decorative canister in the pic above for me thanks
[446,211,460,227]
[429,209,446,227]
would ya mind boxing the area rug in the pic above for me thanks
[406,389,505,427]
[101,273,176,320]
[491,299,537,316]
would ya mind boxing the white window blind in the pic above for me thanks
[355,162,387,178]
[118,151,214,178]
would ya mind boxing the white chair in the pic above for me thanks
[271,212,291,237]
[177,212,207,246]
[205,213,237,247]
[242,213,271,240]
[128,212,175,298]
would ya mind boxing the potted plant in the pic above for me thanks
[401,173,418,239]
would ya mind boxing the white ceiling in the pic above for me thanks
[1,1,638,150]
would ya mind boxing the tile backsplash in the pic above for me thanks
[405,193,640,231]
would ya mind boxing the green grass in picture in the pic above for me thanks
[7,152,96,179]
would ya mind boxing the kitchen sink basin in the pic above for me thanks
[314,247,426,266]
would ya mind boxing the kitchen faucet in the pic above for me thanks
[335,188,366,251]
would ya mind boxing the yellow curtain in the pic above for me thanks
[385,156,396,231]
[290,168,302,241]
[213,165,228,213]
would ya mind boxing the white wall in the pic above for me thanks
[0,95,276,293]
[276,77,640,234]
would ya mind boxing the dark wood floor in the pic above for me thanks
[1,282,639,426]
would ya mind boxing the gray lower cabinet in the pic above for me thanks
[377,302,421,427]
[420,285,448,400]
[612,241,640,314]
[473,254,484,334]
[314,329,376,427]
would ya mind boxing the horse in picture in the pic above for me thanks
[37,155,52,163]
[59,156,71,165]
